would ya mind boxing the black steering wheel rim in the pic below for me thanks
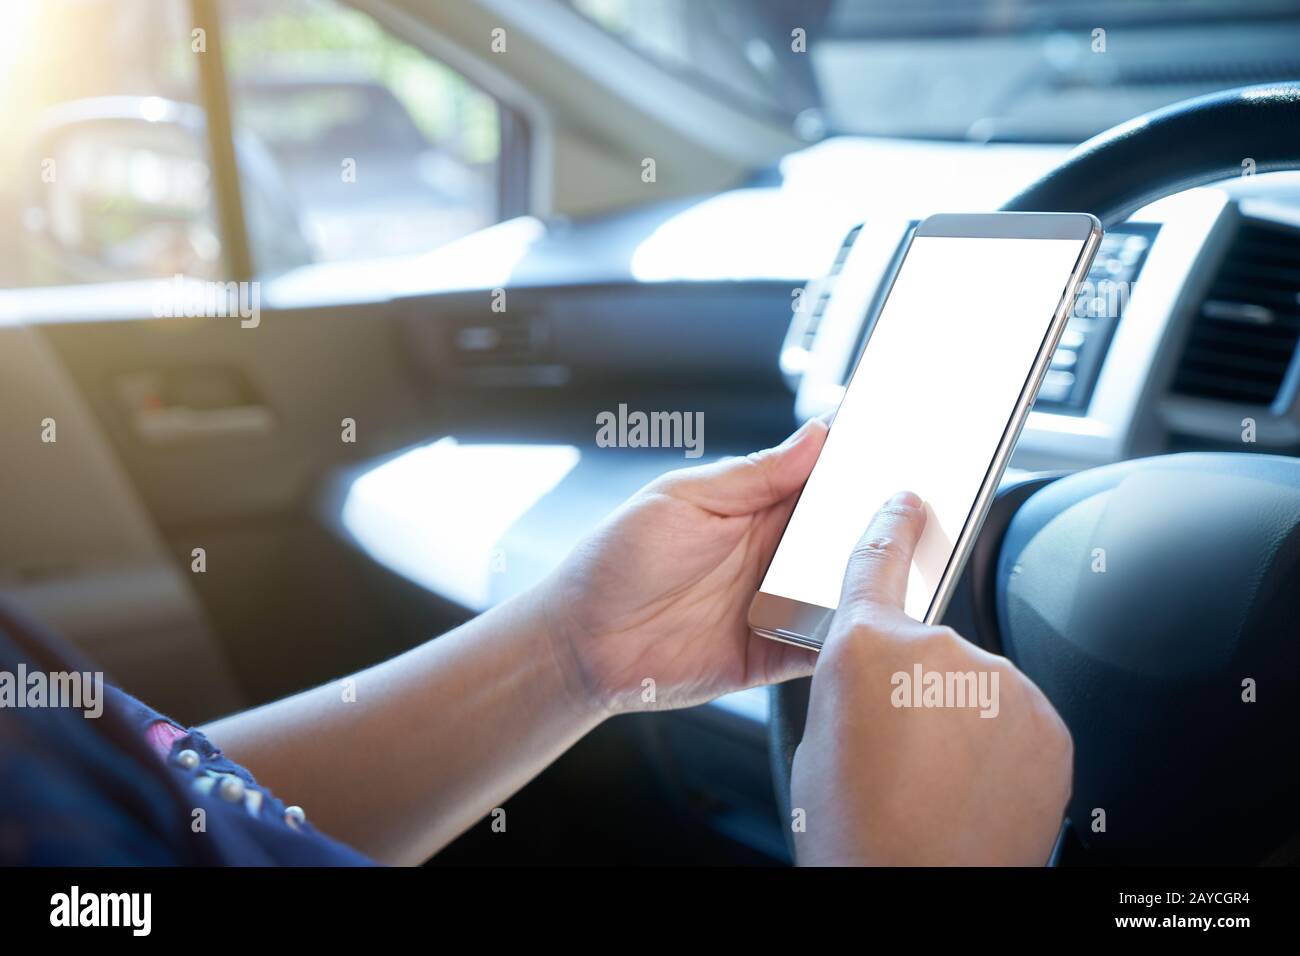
[767,80,1300,861]
[1006,81,1300,226]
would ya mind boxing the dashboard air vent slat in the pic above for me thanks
[779,222,864,387]
[1170,219,1300,406]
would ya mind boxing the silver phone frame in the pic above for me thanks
[749,211,1103,650]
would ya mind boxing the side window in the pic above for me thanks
[0,0,218,288]
[220,0,507,274]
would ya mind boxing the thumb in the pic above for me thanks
[838,491,928,615]
[657,418,828,515]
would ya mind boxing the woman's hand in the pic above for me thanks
[539,418,828,715]
[203,424,1071,866]
[791,493,1074,866]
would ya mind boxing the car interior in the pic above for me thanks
[3,0,1300,866]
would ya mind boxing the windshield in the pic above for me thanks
[569,0,1300,142]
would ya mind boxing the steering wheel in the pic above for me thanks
[768,82,1300,865]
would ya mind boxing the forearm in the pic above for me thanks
[199,589,605,865]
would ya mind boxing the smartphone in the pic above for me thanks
[749,211,1102,649]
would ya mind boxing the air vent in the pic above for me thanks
[447,311,567,386]
[451,312,540,365]
[779,222,864,388]
[1170,219,1300,406]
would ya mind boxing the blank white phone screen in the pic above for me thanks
[761,234,1086,620]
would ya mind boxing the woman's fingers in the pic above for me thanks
[837,491,928,615]
[654,418,828,515]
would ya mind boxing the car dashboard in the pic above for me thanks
[327,138,1300,626]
